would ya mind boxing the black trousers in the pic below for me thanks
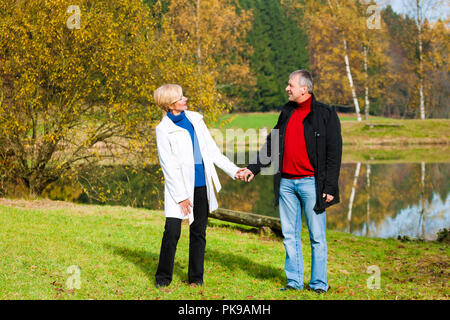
[155,186,209,285]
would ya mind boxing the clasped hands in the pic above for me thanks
[178,168,253,216]
[235,168,254,182]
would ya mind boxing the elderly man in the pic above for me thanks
[238,70,342,294]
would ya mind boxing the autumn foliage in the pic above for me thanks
[0,0,233,195]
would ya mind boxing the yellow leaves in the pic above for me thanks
[0,0,239,195]
[296,0,392,106]
[165,0,253,107]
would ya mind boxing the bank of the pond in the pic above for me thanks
[0,198,448,300]
[341,145,450,163]
[340,119,450,146]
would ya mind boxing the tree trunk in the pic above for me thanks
[416,0,425,119]
[210,207,281,232]
[343,38,362,122]
[418,31,425,119]
[364,46,370,121]
[29,176,46,197]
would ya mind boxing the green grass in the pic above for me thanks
[341,119,450,145]
[0,199,448,300]
[213,112,280,129]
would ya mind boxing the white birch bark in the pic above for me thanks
[343,39,362,122]
[364,46,370,121]
[412,0,426,119]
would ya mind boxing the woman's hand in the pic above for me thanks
[179,199,193,216]
[235,168,254,182]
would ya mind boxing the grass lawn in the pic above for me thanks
[214,112,280,129]
[0,199,448,300]
[341,118,450,146]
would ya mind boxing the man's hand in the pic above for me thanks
[179,199,193,216]
[236,168,254,182]
[323,193,334,203]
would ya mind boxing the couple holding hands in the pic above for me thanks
[154,70,342,294]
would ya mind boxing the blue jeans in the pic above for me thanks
[279,177,328,291]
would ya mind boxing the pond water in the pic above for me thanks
[216,162,450,241]
[42,158,450,241]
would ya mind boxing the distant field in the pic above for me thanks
[213,112,392,129]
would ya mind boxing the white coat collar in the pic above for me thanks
[184,110,203,123]
[157,110,203,133]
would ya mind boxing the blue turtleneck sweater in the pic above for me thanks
[167,111,206,187]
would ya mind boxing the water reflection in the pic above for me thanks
[356,193,449,240]
[42,161,449,240]
[214,162,450,240]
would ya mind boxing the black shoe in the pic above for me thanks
[155,282,170,288]
[314,289,326,294]
[189,281,204,287]
[307,284,330,294]
[279,285,300,291]
[313,286,330,294]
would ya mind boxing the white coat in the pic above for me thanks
[155,110,239,224]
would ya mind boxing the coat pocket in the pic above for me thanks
[168,131,191,156]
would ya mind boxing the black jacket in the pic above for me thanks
[247,94,343,213]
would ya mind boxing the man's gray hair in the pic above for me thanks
[289,70,313,93]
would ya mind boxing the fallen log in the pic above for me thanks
[364,123,404,129]
[210,207,281,232]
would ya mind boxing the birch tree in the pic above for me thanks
[295,0,364,120]
[284,0,390,120]
[402,0,447,119]
[416,0,426,119]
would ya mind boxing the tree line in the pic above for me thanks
[147,0,449,118]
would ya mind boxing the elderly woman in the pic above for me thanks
[153,84,244,288]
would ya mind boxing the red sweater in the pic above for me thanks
[282,95,315,179]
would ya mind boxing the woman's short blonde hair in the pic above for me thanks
[153,84,183,112]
